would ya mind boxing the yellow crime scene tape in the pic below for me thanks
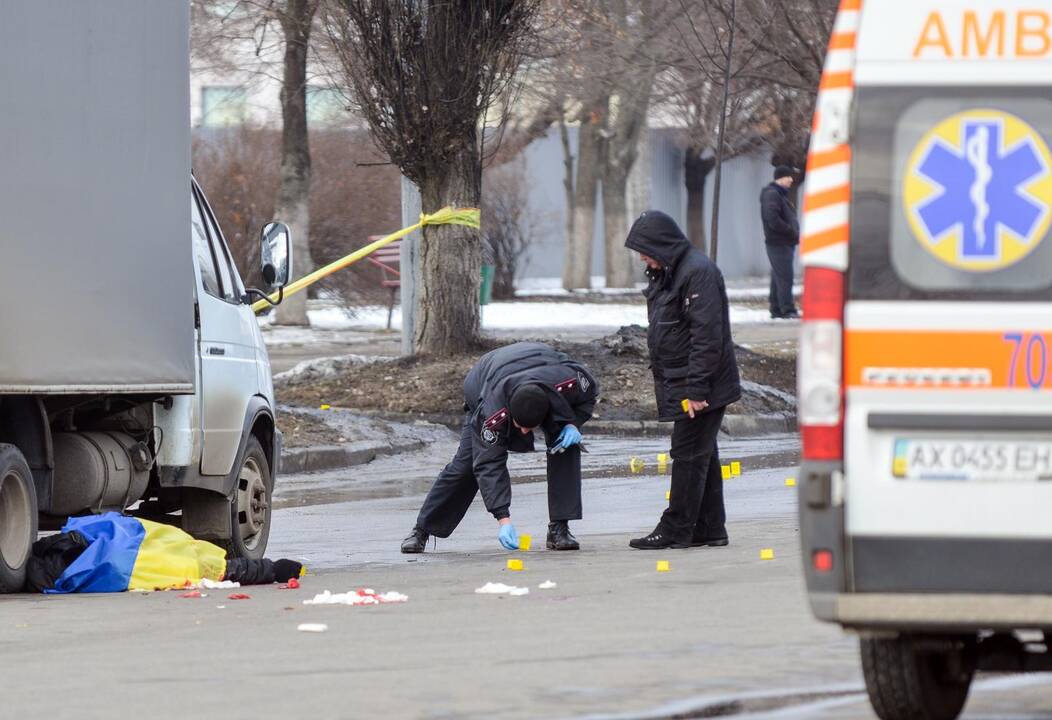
[252,206,481,313]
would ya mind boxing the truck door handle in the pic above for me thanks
[207,347,226,356]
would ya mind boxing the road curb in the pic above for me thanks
[280,439,425,475]
[587,413,797,437]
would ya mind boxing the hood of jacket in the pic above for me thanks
[623,210,691,272]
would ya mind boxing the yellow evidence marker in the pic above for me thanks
[656,560,670,572]
[760,548,775,561]
[319,404,331,410]
[730,461,741,476]
[665,490,671,501]
[519,534,532,551]
[681,398,691,413]
[657,453,669,473]
[507,558,524,571]
[785,477,797,487]
[721,465,731,480]
[630,457,645,473]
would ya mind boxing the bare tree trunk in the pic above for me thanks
[602,169,633,287]
[273,0,316,326]
[684,149,715,252]
[415,141,482,355]
[558,113,577,289]
[566,102,605,290]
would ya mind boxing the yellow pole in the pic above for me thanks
[252,206,480,313]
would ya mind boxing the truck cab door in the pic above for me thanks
[190,183,261,477]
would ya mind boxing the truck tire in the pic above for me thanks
[0,444,38,593]
[861,634,975,720]
[220,436,271,561]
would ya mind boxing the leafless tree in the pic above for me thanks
[323,1,542,356]
[482,160,537,300]
[191,0,322,325]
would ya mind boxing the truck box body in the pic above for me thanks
[0,0,193,393]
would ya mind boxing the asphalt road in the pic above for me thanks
[2,434,1050,719]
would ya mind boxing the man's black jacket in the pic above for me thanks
[624,211,741,421]
[760,182,800,246]
[465,342,598,519]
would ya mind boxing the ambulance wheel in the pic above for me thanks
[0,444,37,593]
[861,634,975,720]
[221,437,271,561]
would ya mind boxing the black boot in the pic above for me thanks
[690,534,729,548]
[546,521,579,551]
[629,527,690,550]
[400,527,429,554]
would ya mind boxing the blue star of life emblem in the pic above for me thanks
[904,109,1052,272]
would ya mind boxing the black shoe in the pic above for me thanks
[691,535,729,548]
[546,521,580,551]
[400,527,429,554]
[784,309,800,319]
[629,529,690,550]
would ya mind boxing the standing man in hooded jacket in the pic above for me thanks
[624,211,741,549]
[761,165,800,319]
[400,342,599,554]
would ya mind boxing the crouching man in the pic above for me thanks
[401,342,599,553]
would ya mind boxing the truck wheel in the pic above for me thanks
[221,436,271,561]
[861,634,975,720]
[0,444,37,593]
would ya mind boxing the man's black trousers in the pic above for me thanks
[659,407,727,543]
[766,243,796,317]
[415,415,583,538]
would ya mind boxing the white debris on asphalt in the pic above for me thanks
[538,580,557,589]
[297,623,329,633]
[303,589,409,606]
[200,579,240,589]
[475,582,529,596]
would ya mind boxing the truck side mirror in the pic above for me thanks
[259,222,292,290]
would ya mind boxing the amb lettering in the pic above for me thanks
[913,10,1052,59]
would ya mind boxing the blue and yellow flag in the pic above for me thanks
[50,513,227,593]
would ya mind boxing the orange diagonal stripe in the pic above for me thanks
[804,185,851,213]
[802,224,849,253]
[808,146,852,171]
[829,32,857,50]
[820,71,854,90]
[840,0,862,11]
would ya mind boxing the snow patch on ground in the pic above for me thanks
[740,380,797,409]
[273,354,391,387]
[475,582,529,596]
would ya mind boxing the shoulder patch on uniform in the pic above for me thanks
[481,427,499,445]
[555,378,577,393]
[484,408,509,430]
[577,372,590,393]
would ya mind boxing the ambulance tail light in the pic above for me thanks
[799,267,844,461]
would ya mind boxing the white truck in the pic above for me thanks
[798,2,1052,719]
[0,0,292,591]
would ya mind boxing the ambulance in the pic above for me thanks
[798,1,1052,717]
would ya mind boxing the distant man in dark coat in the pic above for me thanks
[761,165,800,319]
[400,342,599,554]
[624,210,741,549]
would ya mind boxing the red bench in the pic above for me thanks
[365,236,401,329]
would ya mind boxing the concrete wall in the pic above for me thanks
[515,126,775,282]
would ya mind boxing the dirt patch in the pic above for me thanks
[276,326,796,422]
[280,409,350,448]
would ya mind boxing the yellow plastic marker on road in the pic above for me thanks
[507,558,523,571]
[665,490,671,501]
[656,560,670,572]
[519,535,532,552]
[785,477,797,487]
[730,461,741,476]
[760,548,775,561]
[721,465,731,480]
[657,453,669,473]
[630,457,645,473]
[319,404,331,410]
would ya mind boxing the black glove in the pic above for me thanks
[273,559,303,583]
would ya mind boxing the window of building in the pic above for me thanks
[307,86,346,126]
[201,86,248,127]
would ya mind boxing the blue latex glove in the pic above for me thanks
[498,523,519,550]
[552,424,582,453]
